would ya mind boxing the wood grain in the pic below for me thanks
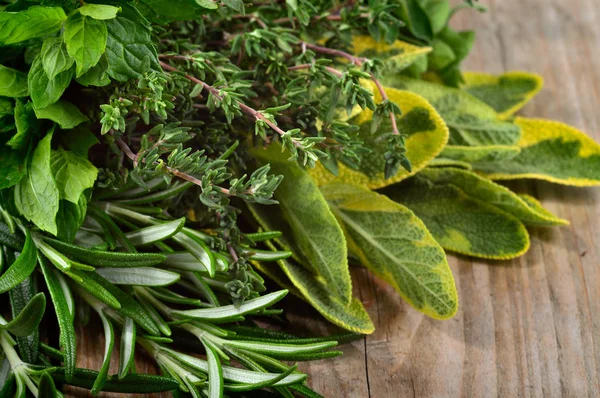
[70,0,600,397]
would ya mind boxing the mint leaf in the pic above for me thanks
[50,147,98,203]
[75,54,111,87]
[137,0,208,23]
[0,138,30,189]
[105,6,159,82]
[78,4,121,20]
[8,99,38,150]
[34,100,88,129]
[0,6,66,45]
[15,131,60,235]
[41,37,74,80]
[223,0,244,13]
[64,12,108,77]
[28,55,73,109]
[59,125,99,156]
[0,64,28,97]
[56,195,87,243]
[0,97,13,117]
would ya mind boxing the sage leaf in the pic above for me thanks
[0,229,37,294]
[310,87,449,189]
[1,292,46,337]
[28,55,73,109]
[418,167,568,227]
[118,317,136,379]
[255,253,374,334]
[105,5,160,81]
[462,71,544,119]
[50,147,98,204]
[40,37,74,81]
[439,144,521,163]
[34,100,88,129]
[171,290,288,322]
[322,182,458,319]
[383,173,530,259]
[381,76,521,146]
[0,6,66,45]
[40,257,76,380]
[78,4,121,20]
[0,65,28,97]
[95,267,180,286]
[350,35,432,73]
[252,143,352,304]
[64,12,108,77]
[472,117,600,186]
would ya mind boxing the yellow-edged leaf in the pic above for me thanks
[381,76,521,146]
[473,117,600,186]
[310,87,448,189]
[250,144,352,304]
[462,71,544,119]
[420,167,568,227]
[428,158,472,169]
[439,144,521,163]
[518,194,568,226]
[254,250,374,334]
[321,183,458,320]
[382,173,530,260]
[350,35,432,73]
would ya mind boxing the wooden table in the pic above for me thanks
[71,1,600,396]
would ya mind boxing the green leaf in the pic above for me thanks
[50,147,98,203]
[64,12,107,77]
[321,183,458,319]
[1,292,46,337]
[381,76,521,146]
[43,238,167,268]
[91,309,115,395]
[251,144,352,304]
[95,267,180,286]
[60,125,99,156]
[398,0,433,42]
[472,117,600,186]
[310,87,449,189]
[269,256,374,334]
[417,0,450,35]
[8,277,40,362]
[0,6,66,45]
[0,139,29,189]
[28,55,73,109]
[8,99,38,150]
[56,195,87,243]
[105,6,159,81]
[124,218,185,246]
[223,0,244,13]
[118,317,136,379]
[439,144,521,163]
[78,4,121,20]
[48,368,179,393]
[433,27,475,87]
[428,38,455,70]
[382,172,530,259]
[418,167,568,227]
[0,97,13,117]
[171,290,288,322]
[204,341,224,398]
[350,35,432,74]
[0,65,28,97]
[223,339,337,358]
[75,54,111,87]
[38,373,58,398]
[462,71,544,119]
[34,100,88,129]
[136,0,208,23]
[40,257,76,380]
[66,269,121,310]
[40,37,74,80]
[15,132,60,234]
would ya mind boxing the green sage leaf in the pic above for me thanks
[322,182,458,319]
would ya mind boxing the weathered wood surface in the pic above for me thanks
[70,0,600,396]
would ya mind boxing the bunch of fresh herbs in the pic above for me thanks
[1,0,600,396]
